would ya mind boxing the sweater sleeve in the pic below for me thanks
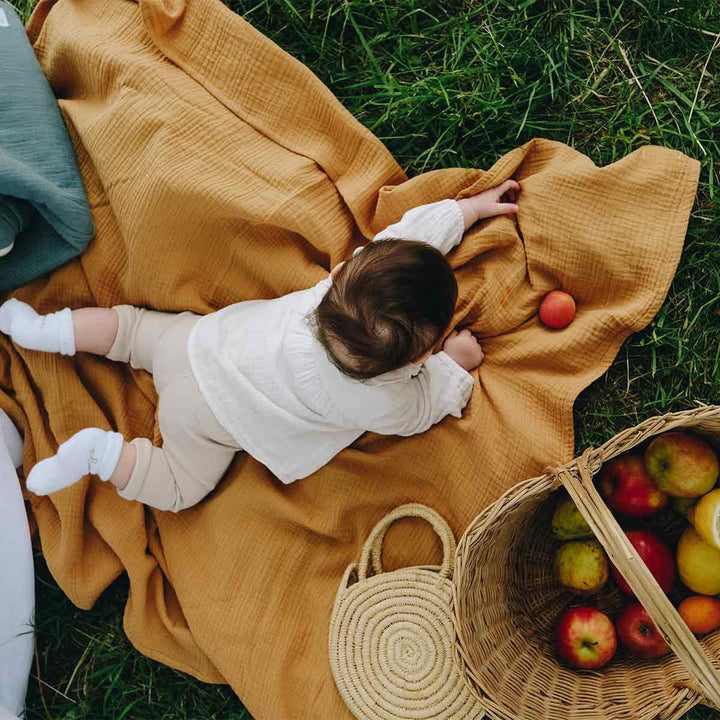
[363,352,474,437]
[370,199,465,256]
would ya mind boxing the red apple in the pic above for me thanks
[554,606,617,669]
[599,454,668,517]
[611,530,675,597]
[540,290,576,329]
[616,602,670,659]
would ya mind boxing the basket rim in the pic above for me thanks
[455,405,720,557]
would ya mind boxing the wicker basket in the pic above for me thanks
[453,405,720,720]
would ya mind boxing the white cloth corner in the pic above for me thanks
[0,410,33,719]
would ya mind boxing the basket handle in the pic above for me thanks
[357,503,456,582]
[559,452,720,708]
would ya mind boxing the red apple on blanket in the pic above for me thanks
[616,602,670,659]
[644,432,719,498]
[611,530,675,597]
[539,290,576,329]
[599,454,668,517]
[554,606,617,669]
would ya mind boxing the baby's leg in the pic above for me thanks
[26,427,127,495]
[116,316,239,512]
[0,300,183,374]
[116,418,237,512]
[104,305,186,373]
[116,309,238,511]
[27,311,236,511]
[27,390,237,511]
[73,307,120,355]
[0,299,77,355]
[27,431,135,497]
[0,301,121,356]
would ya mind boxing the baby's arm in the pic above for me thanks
[361,341,480,438]
[372,199,464,255]
[372,180,520,256]
[456,180,520,230]
[442,329,484,371]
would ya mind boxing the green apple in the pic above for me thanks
[645,432,719,498]
[554,540,609,596]
[552,496,593,540]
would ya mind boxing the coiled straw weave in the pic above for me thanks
[329,503,484,719]
[454,405,720,720]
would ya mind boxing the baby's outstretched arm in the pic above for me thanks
[358,346,475,438]
[371,180,521,256]
[456,179,520,230]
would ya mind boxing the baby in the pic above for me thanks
[0,180,520,512]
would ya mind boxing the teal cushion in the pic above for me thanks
[0,196,34,256]
[0,1,94,290]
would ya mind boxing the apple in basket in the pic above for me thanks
[554,606,617,669]
[599,454,668,517]
[611,530,675,597]
[616,602,670,659]
[644,432,719,498]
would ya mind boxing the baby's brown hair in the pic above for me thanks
[314,239,458,380]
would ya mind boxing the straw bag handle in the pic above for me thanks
[559,452,720,708]
[358,503,456,582]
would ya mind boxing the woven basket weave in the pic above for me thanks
[329,503,485,720]
[453,405,720,720]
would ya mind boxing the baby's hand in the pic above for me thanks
[443,328,484,371]
[457,179,520,229]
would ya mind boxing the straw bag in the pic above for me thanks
[453,405,720,720]
[329,503,484,720]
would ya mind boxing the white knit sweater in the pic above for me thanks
[187,199,474,483]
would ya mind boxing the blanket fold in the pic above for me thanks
[4,0,699,717]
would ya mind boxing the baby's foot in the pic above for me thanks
[0,298,31,335]
[0,298,76,355]
[26,428,124,495]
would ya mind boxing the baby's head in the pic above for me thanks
[314,240,457,380]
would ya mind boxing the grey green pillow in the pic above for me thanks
[0,196,34,257]
[0,1,94,290]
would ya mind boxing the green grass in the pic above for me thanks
[8,0,720,717]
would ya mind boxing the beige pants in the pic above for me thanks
[107,305,240,512]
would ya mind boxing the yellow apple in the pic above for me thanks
[645,432,719,497]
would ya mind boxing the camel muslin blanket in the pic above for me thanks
[3,0,699,717]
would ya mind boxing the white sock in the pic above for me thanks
[26,428,124,496]
[0,298,75,356]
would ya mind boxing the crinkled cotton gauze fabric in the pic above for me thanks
[2,0,700,717]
